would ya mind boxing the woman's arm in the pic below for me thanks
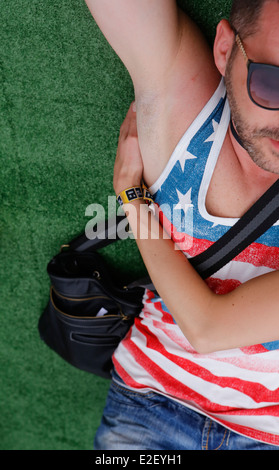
[114,104,279,354]
[125,199,279,354]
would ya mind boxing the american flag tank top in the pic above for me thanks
[113,79,279,446]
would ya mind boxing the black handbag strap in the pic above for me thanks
[66,178,279,282]
[66,215,128,252]
[190,178,279,279]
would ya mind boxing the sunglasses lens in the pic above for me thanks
[249,64,279,110]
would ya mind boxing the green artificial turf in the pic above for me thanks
[0,0,231,450]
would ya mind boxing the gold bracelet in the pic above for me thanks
[141,181,154,205]
[117,182,154,206]
[117,186,143,206]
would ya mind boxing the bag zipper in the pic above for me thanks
[50,287,129,320]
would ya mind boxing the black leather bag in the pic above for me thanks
[38,180,279,378]
[38,217,147,379]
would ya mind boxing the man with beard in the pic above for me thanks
[85,0,279,450]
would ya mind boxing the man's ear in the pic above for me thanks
[213,19,235,76]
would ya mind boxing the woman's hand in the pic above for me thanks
[113,102,144,196]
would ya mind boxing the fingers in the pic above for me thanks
[113,101,144,195]
[119,101,137,139]
[128,103,138,137]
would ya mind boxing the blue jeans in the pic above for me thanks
[94,376,278,451]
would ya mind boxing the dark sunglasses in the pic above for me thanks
[235,34,279,111]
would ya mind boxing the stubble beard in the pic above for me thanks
[225,50,279,175]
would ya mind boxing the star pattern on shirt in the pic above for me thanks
[174,188,193,216]
[155,115,221,230]
[178,150,197,172]
[204,119,219,143]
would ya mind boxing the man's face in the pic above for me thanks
[225,1,279,174]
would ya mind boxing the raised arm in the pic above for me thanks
[85,0,182,91]
[84,0,221,185]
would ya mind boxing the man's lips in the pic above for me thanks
[270,139,279,151]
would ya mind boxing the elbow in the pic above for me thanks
[191,337,216,355]
[185,299,222,355]
[185,324,219,355]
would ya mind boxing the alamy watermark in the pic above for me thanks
[85,196,194,250]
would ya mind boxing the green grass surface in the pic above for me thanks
[0,0,231,450]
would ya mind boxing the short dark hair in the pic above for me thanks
[229,0,278,39]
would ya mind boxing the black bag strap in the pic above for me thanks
[65,215,128,252]
[190,178,279,279]
[66,178,279,282]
